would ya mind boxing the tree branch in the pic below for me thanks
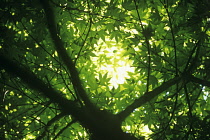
[117,76,182,122]
[53,119,77,140]
[36,112,66,140]
[40,0,94,109]
[190,76,210,87]
[0,55,84,121]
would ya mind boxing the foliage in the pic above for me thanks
[0,0,210,139]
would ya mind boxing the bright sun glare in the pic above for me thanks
[91,38,152,137]
[91,39,135,89]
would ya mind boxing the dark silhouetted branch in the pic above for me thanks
[40,0,94,109]
[117,76,182,122]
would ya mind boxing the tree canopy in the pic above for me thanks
[0,0,210,139]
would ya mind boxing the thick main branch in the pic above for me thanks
[0,55,83,121]
[117,76,182,122]
[190,75,210,87]
[40,0,93,108]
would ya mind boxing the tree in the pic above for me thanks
[0,0,210,139]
